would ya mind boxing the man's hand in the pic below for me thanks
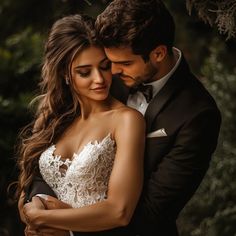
[23,195,72,235]
[23,196,45,226]
[24,225,70,236]
[35,194,71,210]
[23,195,71,224]
[19,192,72,235]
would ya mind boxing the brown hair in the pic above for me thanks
[96,0,175,61]
[17,14,100,197]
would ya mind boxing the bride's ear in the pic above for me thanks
[150,45,167,63]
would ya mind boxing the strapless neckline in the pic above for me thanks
[50,133,114,163]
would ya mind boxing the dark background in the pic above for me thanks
[0,0,235,235]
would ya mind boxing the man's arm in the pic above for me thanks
[24,173,57,203]
[131,108,221,233]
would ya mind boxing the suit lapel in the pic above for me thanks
[144,56,190,133]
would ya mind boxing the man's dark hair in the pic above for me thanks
[96,0,175,60]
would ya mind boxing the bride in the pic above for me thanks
[17,14,145,235]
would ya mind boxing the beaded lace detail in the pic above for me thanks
[39,134,116,208]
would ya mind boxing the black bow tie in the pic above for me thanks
[130,84,153,103]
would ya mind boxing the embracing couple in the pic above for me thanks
[17,0,221,235]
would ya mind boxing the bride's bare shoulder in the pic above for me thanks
[113,105,145,128]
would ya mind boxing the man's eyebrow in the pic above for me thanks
[111,60,133,64]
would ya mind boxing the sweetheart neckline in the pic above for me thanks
[39,133,116,208]
[49,133,114,162]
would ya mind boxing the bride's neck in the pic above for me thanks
[79,96,113,120]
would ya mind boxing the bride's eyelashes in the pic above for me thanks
[76,62,111,78]
[76,69,90,78]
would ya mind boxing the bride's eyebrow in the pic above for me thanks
[74,65,91,69]
[74,58,109,69]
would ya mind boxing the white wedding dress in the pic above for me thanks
[39,133,116,208]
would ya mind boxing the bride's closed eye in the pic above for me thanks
[76,69,91,77]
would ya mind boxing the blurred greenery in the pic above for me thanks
[0,0,235,235]
[177,40,236,236]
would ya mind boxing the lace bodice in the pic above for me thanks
[39,134,116,208]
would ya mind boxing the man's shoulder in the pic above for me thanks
[182,73,219,111]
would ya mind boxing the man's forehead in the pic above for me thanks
[104,47,137,61]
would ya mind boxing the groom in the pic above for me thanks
[96,0,221,235]
[23,0,221,235]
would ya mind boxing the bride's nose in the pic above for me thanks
[93,70,105,83]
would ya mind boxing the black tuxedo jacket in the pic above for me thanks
[125,56,221,236]
[26,55,221,236]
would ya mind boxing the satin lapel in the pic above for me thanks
[144,56,190,133]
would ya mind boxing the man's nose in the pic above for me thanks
[111,63,122,75]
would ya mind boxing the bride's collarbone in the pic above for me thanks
[53,111,117,159]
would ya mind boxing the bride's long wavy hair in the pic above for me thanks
[17,14,100,196]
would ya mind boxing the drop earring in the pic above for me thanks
[65,77,69,85]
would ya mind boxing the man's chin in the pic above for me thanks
[120,78,137,88]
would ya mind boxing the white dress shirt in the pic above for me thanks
[127,47,182,115]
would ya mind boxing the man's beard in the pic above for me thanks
[116,61,158,87]
[128,62,158,86]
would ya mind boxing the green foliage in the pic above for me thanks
[0,27,43,163]
[0,28,43,97]
[186,0,236,39]
[178,39,236,236]
[0,42,41,230]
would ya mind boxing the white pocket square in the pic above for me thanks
[147,128,167,138]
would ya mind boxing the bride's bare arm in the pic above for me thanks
[24,109,145,232]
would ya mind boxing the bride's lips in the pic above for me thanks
[91,86,107,91]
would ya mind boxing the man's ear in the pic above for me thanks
[150,45,167,63]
